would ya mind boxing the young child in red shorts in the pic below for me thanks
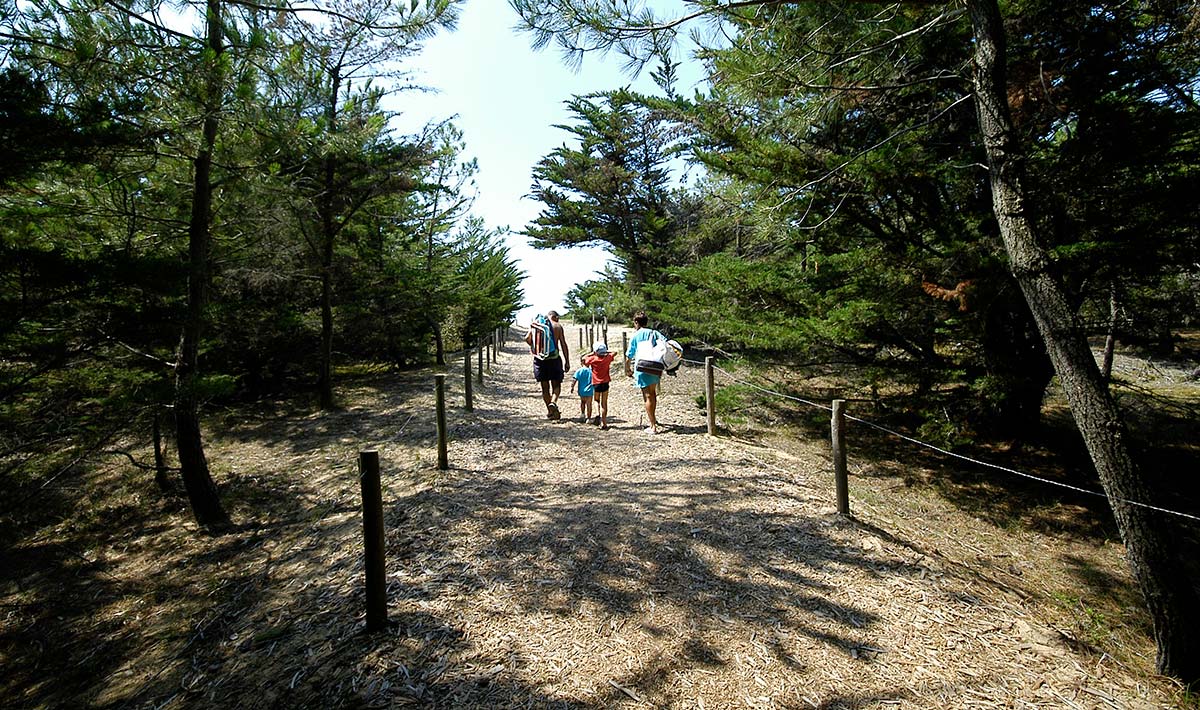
[583,342,616,429]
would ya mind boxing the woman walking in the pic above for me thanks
[624,311,666,434]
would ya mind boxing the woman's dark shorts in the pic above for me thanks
[533,356,564,383]
[592,382,610,394]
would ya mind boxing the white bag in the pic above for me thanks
[633,337,667,375]
[662,339,683,373]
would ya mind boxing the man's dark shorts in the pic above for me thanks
[533,356,564,383]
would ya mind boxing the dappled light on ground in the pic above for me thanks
[1,329,1188,708]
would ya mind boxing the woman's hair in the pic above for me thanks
[633,311,648,328]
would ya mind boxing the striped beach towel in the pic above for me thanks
[529,314,558,360]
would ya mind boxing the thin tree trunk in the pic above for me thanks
[630,256,646,288]
[433,321,445,366]
[423,175,443,368]
[174,0,230,531]
[318,248,334,409]
[317,68,342,411]
[153,406,171,494]
[1102,287,1118,382]
[968,0,1199,682]
[982,288,1054,439]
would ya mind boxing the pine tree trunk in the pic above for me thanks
[434,322,445,366]
[173,0,230,532]
[153,406,171,494]
[318,236,334,409]
[1102,288,1118,382]
[967,0,1199,683]
[981,288,1054,439]
[317,68,341,411]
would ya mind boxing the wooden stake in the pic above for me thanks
[435,374,448,470]
[832,399,849,516]
[705,356,716,436]
[359,450,387,632]
[463,346,473,411]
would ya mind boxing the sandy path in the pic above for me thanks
[5,327,1182,710]
[352,328,1170,708]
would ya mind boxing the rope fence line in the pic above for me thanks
[683,357,1200,524]
[354,334,1194,628]
[840,415,1200,523]
[682,357,832,412]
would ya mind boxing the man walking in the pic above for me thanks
[525,310,570,419]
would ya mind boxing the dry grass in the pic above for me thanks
[1,329,1196,708]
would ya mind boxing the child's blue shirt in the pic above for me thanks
[573,367,594,397]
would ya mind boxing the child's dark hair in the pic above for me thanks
[633,311,648,328]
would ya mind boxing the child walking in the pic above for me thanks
[570,354,594,423]
[583,342,616,430]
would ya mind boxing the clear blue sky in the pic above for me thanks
[388,0,702,325]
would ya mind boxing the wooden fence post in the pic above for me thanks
[578,327,583,351]
[359,450,387,631]
[705,356,716,436]
[435,374,448,470]
[477,343,484,384]
[831,399,849,516]
[463,347,473,411]
[485,335,491,371]
[622,332,629,375]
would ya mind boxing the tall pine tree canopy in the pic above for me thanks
[1,0,521,531]
[521,0,1199,438]
[525,89,680,286]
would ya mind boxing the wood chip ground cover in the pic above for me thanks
[1,326,1193,708]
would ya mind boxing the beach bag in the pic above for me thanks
[529,314,557,361]
[633,334,667,375]
[662,339,683,375]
